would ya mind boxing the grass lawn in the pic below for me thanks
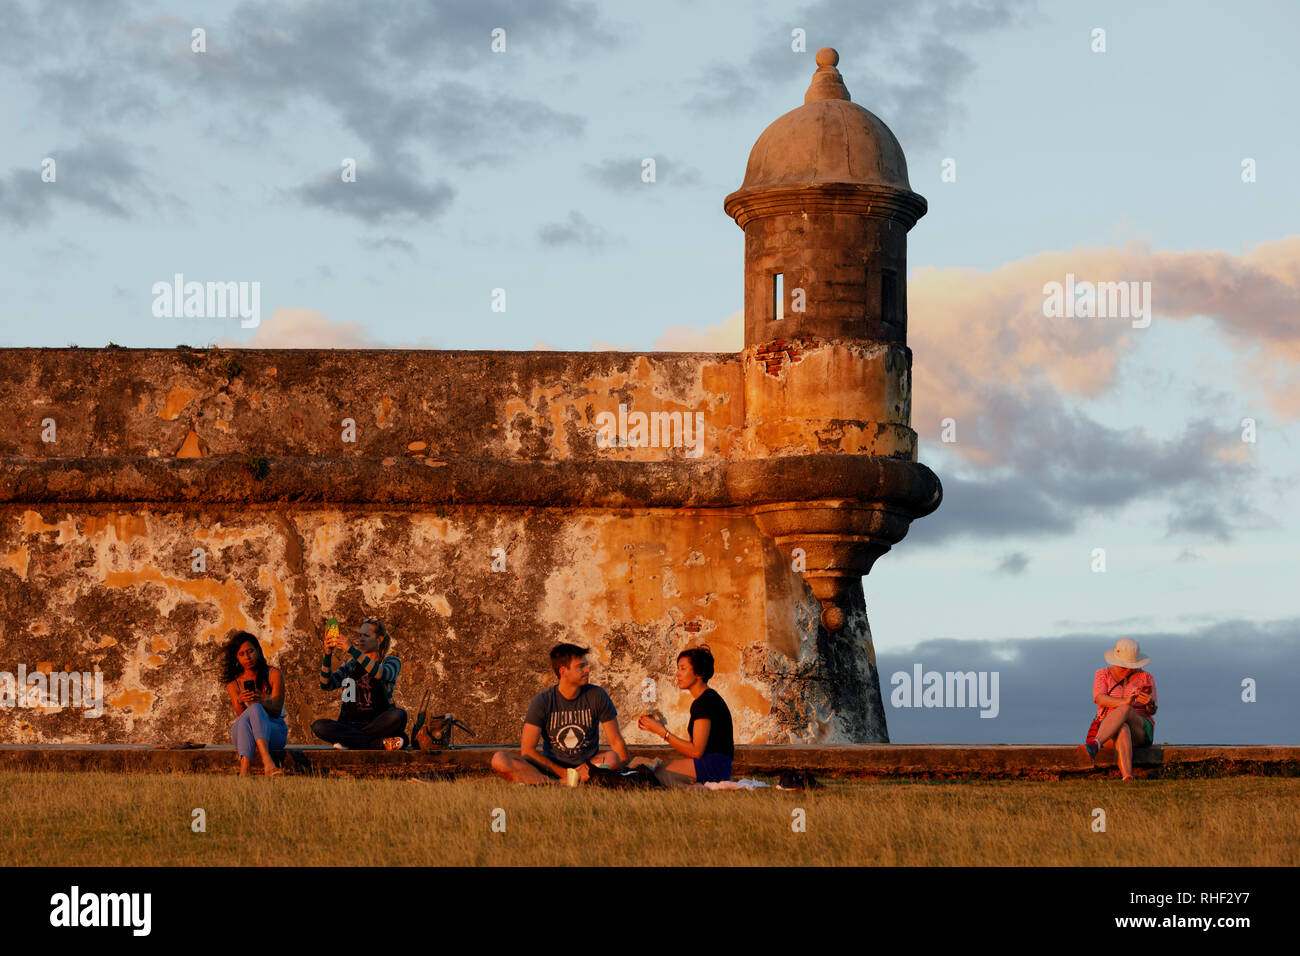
[2,772,1296,866]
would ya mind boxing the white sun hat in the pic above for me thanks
[1104,637,1150,669]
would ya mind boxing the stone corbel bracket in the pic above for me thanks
[729,457,941,632]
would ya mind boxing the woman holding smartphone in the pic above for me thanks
[222,630,287,777]
[311,616,406,750]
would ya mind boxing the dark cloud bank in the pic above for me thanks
[876,617,1299,744]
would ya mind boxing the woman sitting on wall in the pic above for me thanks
[1083,638,1158,781]
[312,617,406,750]
[222,630,287,777]
[637,645,734,784]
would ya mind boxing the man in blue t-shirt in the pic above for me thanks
[491,643,629,784]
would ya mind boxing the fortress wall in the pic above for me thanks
[0,348,744,461]
[0,346,905,744]
[0,501,872,746]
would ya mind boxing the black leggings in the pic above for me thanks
[311,708,407,749]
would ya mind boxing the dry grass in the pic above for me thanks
[2,772,1296,866]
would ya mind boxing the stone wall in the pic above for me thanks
[0,347,743,462]
[0,347,912,746]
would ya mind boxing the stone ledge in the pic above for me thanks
[0,454,942,514]
[1,744,1294,779]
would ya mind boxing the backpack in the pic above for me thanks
[408,688,475,750]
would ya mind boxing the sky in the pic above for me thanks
[1,0,1296,743]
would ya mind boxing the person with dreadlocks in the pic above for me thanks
[311,616,407,750]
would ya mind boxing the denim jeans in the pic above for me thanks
[231,702,288,759]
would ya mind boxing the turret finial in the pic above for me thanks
[805,47,851,104]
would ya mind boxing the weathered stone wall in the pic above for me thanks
[0,502,883,745]
[0,348,905,746]
[0,348,743,462]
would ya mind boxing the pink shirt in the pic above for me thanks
[1093,667,1156,723]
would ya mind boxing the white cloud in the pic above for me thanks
[652,309,742,351]
[218,308,387,349]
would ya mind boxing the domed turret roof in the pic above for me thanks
[733,48,913,193]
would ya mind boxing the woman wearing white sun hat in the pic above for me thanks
[1083,638,1158,781]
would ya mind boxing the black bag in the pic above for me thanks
[585,763,663,789]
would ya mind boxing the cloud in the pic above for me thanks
[0,139,156,226]
[908,406,1263,546]
[1165,504,1235,543]
[219,308,389,348]
[652,310,742,351]
[685,63,757,119]
[877,617,1300,744]
[0,0,38,68]
[904,470,1074,545]
[585,156,703,192]
[219,308,446,348]
[21,0,604,146]
[686,0,1033,148]
[361,236,418,256]
[173,2,590,162]
[375,0,617,66]
[902,238,1300,543]
[319,80,585,168]
[7,0,606,231]
[994,551,1029,575]
[910,238,1300,441]
[0,169,46,226]
[537,210,609,249]
[293,156,454,224]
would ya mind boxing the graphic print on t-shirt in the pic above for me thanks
[525,685,616,765]
[550,708,592,760]
[357,670,374,710]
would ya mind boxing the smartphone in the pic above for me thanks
[242,679,256,694]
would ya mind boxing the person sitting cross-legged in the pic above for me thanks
[490,643,628,784]
[311,617,407,751]
[637,645,734,784]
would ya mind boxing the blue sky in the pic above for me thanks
[2,0,1296,741]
